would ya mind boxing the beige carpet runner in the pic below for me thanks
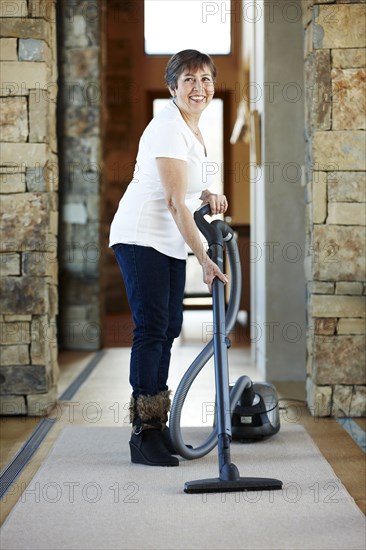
[1,424,365,550]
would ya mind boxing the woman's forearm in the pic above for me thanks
[167,198,228,290]
[167,201,208,266]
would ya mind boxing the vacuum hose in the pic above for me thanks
[170,205,253,459]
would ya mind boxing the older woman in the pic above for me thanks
[109,49,228,467]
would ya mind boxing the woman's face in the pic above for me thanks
[170,65,215,117]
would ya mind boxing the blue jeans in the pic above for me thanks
[113,244,186,399]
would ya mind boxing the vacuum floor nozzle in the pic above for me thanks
[184,477,283,494]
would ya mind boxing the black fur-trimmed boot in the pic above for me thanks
[129,392,179,467]
[158,390,178,454]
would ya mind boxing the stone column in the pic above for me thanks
[57,0,102,350]
[303,0,366,416]
[0,0,59,415]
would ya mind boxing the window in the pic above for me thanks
[144,0,231,55]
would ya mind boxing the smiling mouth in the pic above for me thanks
[189,95,206,102]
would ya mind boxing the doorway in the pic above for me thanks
[101,0,249,347]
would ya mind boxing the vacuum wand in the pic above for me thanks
[211,243,238,480]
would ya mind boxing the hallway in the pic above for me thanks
[0,1,365,546]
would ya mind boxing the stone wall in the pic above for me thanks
[303,0,366,416]
[0,0,59,414]
[57,0,102,350]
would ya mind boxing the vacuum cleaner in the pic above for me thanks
[170,203,282,494]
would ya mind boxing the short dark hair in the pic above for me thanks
[165,49,217,91]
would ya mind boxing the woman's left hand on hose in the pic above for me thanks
[204,192,228,215]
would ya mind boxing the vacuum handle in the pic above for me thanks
[193,203,213,239]
[194,203,234,247]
